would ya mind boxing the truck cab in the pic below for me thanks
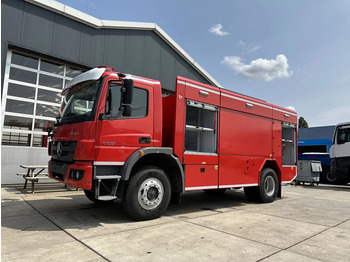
[49,67,166,193]
[330,122,350,184]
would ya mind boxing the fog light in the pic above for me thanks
[70,169,85,181]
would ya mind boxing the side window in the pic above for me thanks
[108,83,148,118]
[185,100,217,154]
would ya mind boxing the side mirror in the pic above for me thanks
[123,104,132,116]
[122,79,134,104]
[120,79,134,117]
[47,127,53,136]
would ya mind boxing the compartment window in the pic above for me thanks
[282,122,297,165]
[185,100,217,154]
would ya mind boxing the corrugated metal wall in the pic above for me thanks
[1,0,211,92]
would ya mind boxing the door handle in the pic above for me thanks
[139,137,151,144]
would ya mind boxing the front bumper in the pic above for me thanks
[49,160,93,190]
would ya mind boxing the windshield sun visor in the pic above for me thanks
[63,67,106,93]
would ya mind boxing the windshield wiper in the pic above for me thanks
[57,113,80,125]
[63,113,78,117]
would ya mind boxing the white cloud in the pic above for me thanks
[286,106,296,112]
[237,39,245,46]
[236,39,261,53]
[209,24,229,36]
[248,45,262,53]
[221,54,293,81]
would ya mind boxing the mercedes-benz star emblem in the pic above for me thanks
[57,141,62,157]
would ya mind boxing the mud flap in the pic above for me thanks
[277,184,282,198]
[171,191,181,205]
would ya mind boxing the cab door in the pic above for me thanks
[95,80,154,163]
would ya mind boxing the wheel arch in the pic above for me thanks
[260,160,282,183]
[120,147,184,194]
[260,159,282,198]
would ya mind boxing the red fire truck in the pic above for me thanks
[49,67,297,220]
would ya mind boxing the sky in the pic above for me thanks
[57,0,350,127]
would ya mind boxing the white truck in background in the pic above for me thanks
[330,122,350,184]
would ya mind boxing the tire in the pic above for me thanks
[204,189,226,195]
[84,190,116,204]
[324,169,337,184]
[244,168,278,203]
[122,165,171,221]
[323,170,350,185]
[258,168,279,203]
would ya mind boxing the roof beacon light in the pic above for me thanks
[98,66,115,72]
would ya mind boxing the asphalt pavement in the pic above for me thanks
[2,183,350,262]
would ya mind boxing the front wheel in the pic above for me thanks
[324,169,337,184]
[122,166,171,221]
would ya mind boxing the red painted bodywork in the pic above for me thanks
[49,69,297,192]
[162,76,297,191]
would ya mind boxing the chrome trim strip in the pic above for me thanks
[185,185,218,191]
[219,183,259,188]
[273,107,298,117]
[177,80,220,95]
[222,93,273,110]
[94,161,125,166]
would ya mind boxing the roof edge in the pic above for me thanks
[25,0,222,88]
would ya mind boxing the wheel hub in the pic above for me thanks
[138,178,164,210]
[147,187,159,201]
[264,176,275,197]
[326,171,337,182]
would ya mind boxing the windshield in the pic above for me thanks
[337,125,350,144]
[57,80,101,125]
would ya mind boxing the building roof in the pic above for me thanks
[26,0,222,88]
[298,126,335,141]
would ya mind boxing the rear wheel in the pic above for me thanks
[244,168,278,203]
[123,166,171,221]
[259,168,278,203]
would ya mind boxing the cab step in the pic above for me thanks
[97,195,117,201]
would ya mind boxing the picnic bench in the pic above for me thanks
[17,165,50,193]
